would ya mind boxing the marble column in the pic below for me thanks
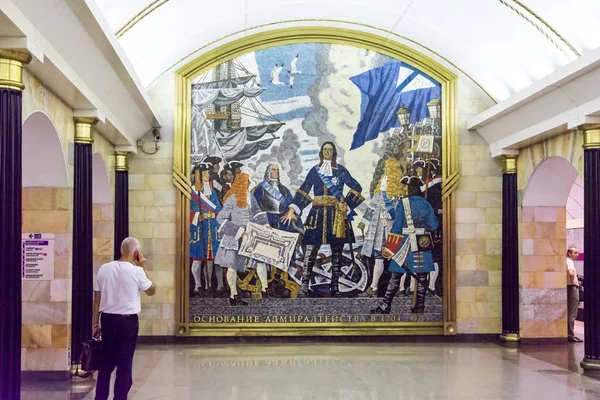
[500,155,520,343]
[581,127,600,372]
[113,151,129,258]
[0,50,31,398]
[70,117,97,372]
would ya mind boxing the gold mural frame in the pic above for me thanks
[174,27,459,337]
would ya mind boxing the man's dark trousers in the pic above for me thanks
[95,313,139,400]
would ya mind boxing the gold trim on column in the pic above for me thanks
[115,151,130,171]
[0,50,32,91]
[581,357,600,371]
[502,155,518,174]
[74,117,98,144]
[174,27,459,337]
[583,127,600,149]
[499,333,520,343]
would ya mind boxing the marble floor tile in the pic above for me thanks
[22,334,600,400]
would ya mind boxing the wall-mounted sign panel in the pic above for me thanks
[22,233,55,280]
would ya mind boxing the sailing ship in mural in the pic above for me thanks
[188,43,445,325]
[191,59,284,165]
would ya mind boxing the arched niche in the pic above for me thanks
[522,156,579,207]
[520,156,580,339]
[22,111,69,188]
[92,153,112,204]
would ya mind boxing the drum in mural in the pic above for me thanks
[185,42,445,330]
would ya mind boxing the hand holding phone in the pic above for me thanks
[135,251,146,268]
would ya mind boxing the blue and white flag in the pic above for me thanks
[349,62,441,150]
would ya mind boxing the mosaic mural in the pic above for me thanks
[188,43,444,325]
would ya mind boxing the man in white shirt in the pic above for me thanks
[92,237,156,400]
[566,246,582,343]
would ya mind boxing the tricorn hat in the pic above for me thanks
[225,161,244,171]
[196,162,212,172]
[203,155,222,165]
[400,175,424,187]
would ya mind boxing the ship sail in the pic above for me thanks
[191,58,284,164]
[191,86,266,109]
[194,75,253,90]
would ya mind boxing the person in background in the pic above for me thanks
[93,237,156,400]
[566,246,582,343]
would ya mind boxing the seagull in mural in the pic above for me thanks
[288,54,302,88]
[270,63,284,86]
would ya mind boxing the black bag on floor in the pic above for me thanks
[80,338,104,372]
[578,274,585,303]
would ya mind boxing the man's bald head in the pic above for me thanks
[121,237,140,258]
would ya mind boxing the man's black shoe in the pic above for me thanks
[370,305,390,314]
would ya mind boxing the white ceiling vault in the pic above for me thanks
[92,0,600,100]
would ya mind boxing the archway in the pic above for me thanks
[21,111,71,371]
[520,156,580,339]
[92,153,114,279]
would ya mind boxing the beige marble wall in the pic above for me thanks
[92,132,116,275]
[519,206,568,338]
[454,81,503,334]
[515,130,579,338]
[22,187,72,371]
[93,203,114,279]
[20,72,116,369]
[21,70,75,371]
[128,74,176,335]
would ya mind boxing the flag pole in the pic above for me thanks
[424,151,433,200]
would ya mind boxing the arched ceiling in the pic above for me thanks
[92,0,600,101]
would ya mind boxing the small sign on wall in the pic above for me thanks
[21,233,54,280]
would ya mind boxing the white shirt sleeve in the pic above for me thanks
[136,268,153,291]
[567,258,576,272]
[93,267,101,292]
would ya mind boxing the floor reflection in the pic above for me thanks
[22,337,600,400]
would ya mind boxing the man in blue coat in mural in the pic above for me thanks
[190,162,223,297]
[252,162,304,236]
[371,178,438,313]
[281,142,364,297]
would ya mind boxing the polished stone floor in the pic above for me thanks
[21,323,600,400]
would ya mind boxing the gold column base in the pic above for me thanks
[499,333,520,343]
[69,363,93,379]
[581,357,600,371]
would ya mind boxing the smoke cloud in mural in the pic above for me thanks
[302,45,338,155]
[248,128,303,189]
